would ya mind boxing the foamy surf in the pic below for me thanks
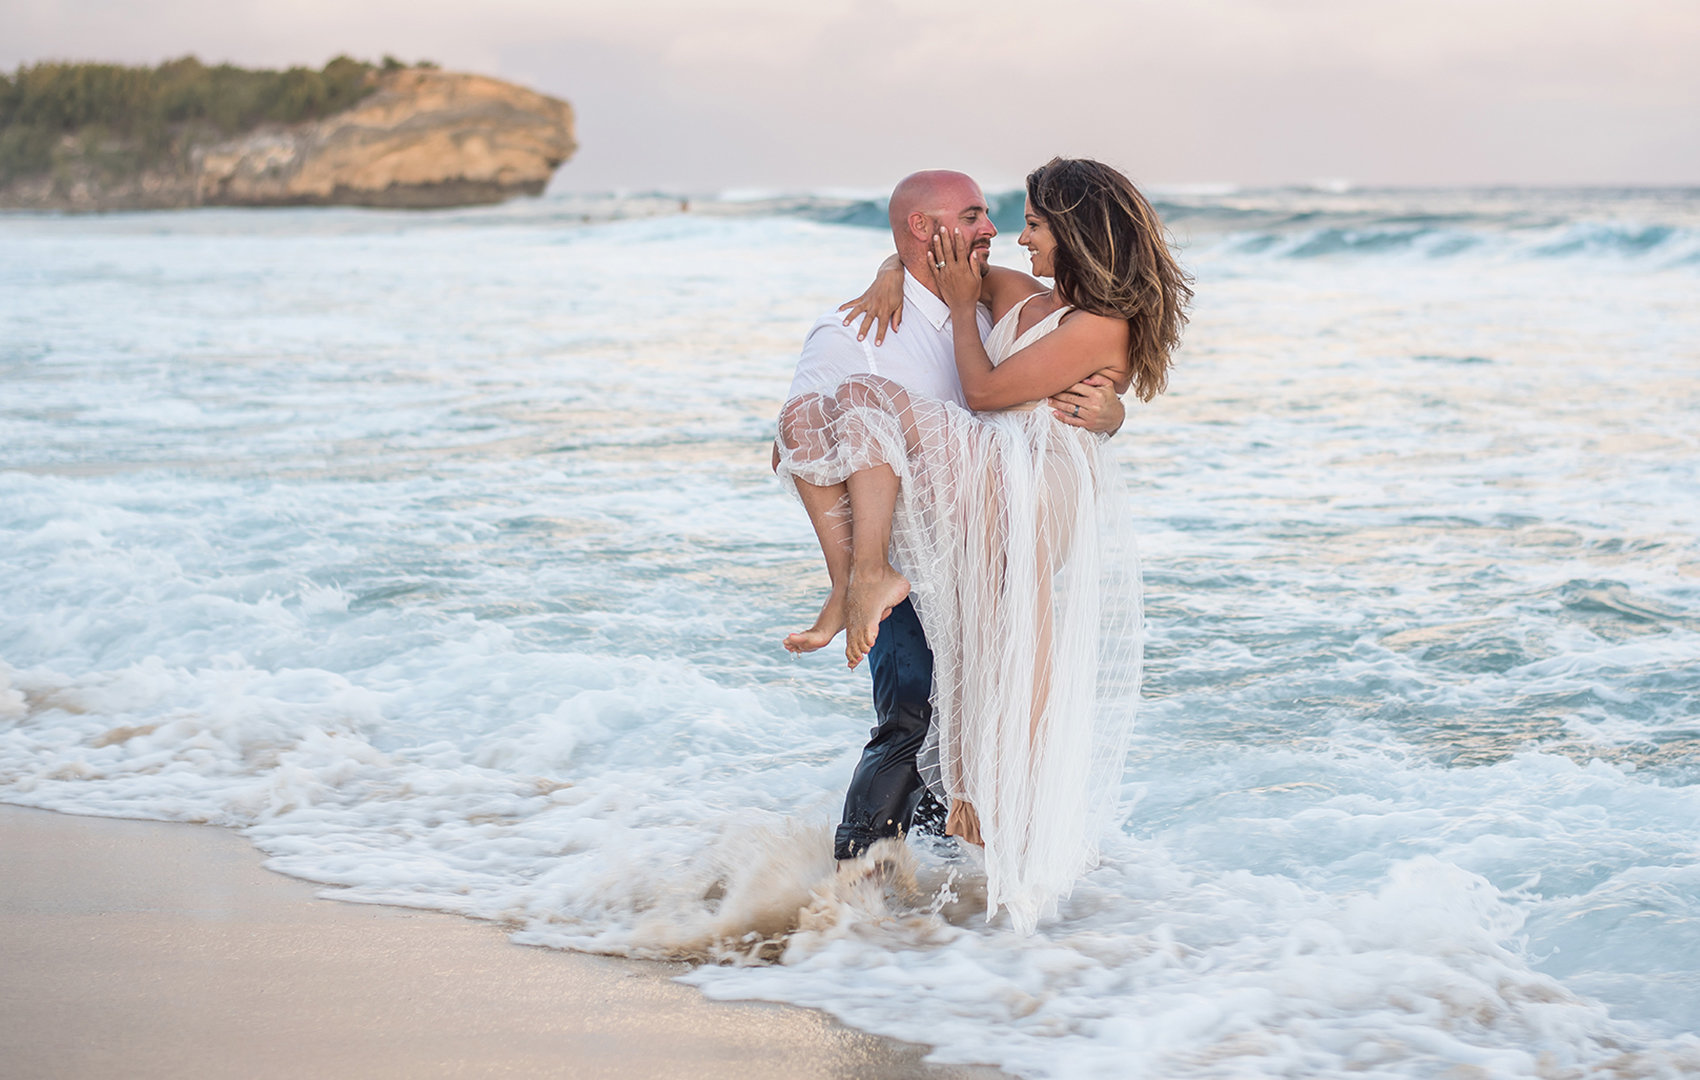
[3,189,1699,1077]
[517,829,952,964]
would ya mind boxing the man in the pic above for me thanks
[779,170,1125,862]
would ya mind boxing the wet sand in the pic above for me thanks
[0,804,1004,1080]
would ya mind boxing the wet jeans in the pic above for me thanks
[833,598,948,860]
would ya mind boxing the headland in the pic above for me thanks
[0,57,577,211]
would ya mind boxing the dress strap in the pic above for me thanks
[1008,298,1073,355]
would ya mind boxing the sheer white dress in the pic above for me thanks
[777,294,1143,934]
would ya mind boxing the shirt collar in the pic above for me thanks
[903,268,953,331]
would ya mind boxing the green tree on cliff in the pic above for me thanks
[0,55,399,184]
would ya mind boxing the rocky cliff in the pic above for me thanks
[197,69,576,208]
[1,69,577,212]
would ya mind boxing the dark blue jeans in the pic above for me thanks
[833,598,948,860]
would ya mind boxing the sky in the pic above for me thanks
[5,0,1699,192]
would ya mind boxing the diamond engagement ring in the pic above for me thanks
[935,260,946,270]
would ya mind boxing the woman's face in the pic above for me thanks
[1018,199,1057,278]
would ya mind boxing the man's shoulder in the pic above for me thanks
[800,310,869,359]
[804,309,859,341]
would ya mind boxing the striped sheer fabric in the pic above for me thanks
[777,296,1143,934]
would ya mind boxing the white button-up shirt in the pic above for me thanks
[787,269,994,407]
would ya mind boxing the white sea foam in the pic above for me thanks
[3,190,1699,1077]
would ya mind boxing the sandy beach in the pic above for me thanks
[0,804,1002,1080]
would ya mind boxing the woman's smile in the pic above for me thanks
[1018,198,1057,277]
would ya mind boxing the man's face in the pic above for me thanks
[926,182,997,273]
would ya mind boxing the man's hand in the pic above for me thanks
[1049,374,1125,435]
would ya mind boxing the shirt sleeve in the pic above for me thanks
[786,317,874,400]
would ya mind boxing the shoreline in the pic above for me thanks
[0,803,1004,1080]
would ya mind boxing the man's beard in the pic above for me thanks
[973,241,992,275]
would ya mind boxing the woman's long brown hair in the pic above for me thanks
[1026,158,1192,401]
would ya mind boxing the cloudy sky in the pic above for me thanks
[6,0,1698,191]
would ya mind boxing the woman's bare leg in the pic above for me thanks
[784,479,852,653]
[1029,446,1077,744]
[844,464,910,669]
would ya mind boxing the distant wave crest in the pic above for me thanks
[529,185,1700,269]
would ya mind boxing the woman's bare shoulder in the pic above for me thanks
[1059,308,1130,342]
[984,266,1047,320]
[1057,310,1133,384]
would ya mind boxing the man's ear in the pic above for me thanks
[907,212,933,245]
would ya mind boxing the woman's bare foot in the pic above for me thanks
[946,799,983,847]
[844,562,910,669]
[784,586,846,653]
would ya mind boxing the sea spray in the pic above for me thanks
[517,829,942,964]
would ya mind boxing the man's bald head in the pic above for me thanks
[888,170,983,239]
[886,170,997,292]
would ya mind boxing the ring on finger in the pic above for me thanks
[1073,404,1081,417]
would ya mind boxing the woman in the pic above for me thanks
[776,158,1190,932]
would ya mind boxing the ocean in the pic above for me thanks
[2,185,1698,1078]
